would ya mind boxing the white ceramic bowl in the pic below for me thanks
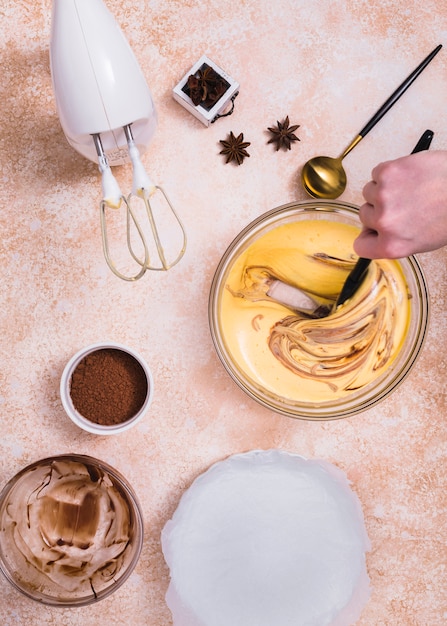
[60,341,154,435]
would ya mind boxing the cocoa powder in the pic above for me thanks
[69,348,148,425]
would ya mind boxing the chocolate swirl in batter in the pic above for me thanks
[268,263,402,392]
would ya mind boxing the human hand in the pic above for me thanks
[353,151,447,258]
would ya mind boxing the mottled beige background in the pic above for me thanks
[1,0,447,624]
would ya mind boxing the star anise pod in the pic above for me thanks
[267,116,300,151]
[187,65,228,108]
[219,131,251,165]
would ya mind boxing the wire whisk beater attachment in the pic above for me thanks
[94,128,187,282]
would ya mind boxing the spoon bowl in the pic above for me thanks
[301,155,347,199]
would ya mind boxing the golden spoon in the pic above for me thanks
[301,44,442,199]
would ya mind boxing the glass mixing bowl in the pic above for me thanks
[0,454,144,606]
[208,200,429,420]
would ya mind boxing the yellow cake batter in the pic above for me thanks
[219,219,410,404]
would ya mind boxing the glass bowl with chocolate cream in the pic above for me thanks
[0,454,144,606]
[209,200,429,420]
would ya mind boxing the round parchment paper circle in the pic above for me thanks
[162,450,370,626]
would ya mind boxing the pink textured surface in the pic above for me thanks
[1,0,447,624]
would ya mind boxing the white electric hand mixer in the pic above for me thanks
[50,0,186,281]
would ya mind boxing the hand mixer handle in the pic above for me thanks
[50,0,157,165]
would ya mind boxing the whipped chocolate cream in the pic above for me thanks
[0,457,139,601]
